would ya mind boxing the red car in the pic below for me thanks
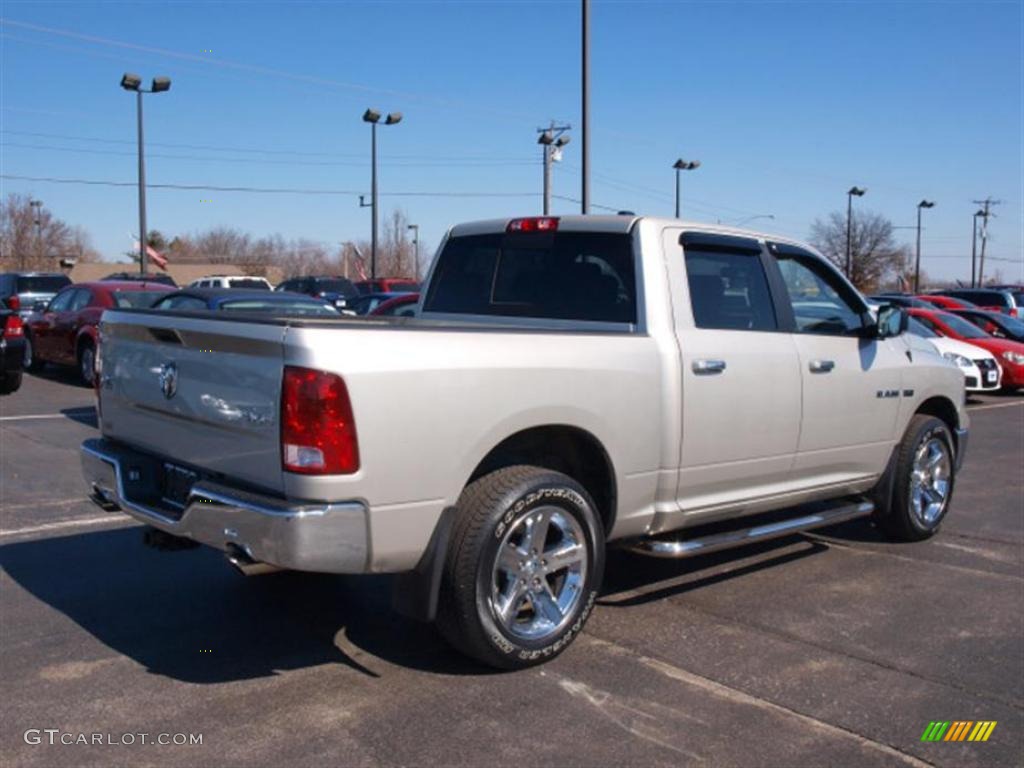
[908,308,1024,390]
[369,292,419,317]
[24,281,174,385]
[917,295,976,311]
[355,278,419,295]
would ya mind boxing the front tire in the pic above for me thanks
[78,340,96,387]
[436,466,605,670]
[873,415,956,542]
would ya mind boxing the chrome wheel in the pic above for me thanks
[80,346,95,385]
[909,435,951,526]
[489,506,588,642]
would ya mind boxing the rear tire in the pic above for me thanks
[0,370,22,394]
[23,334,43,372]
[436,465,604,670]
[873,415,956,542]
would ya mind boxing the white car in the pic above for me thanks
[907,316,1001,392]
[189,275,273,290]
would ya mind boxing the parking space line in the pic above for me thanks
[583,636,933,768]
[0,414,71,422]
[966,401,1024,411]
[0,515,137,539]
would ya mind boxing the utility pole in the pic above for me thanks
[537,122,571,215]
[362,109,402,281]
[581,0,590,215]
[972,197,1002,286]
[971,210,984,288]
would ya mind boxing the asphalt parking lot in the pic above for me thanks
[1,370,1021,768]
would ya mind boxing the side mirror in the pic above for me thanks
[874,305,908,339]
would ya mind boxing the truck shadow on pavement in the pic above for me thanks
[0,526,492,683]
[0,520,870,681]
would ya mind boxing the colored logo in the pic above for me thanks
[921,721,997,742]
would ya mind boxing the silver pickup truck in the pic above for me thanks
[81,215,968,669]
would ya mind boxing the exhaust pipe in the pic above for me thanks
[225,544,282,576]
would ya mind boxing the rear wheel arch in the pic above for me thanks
[466,425,618,537]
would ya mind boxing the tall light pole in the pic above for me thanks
[407,224,420,281]
[28,199,43,268]
[538,124,571,215]
[845,186,866,279]
[362,108,402,281]
[120,73,170,275]
[672,159,700,219]
[913,199,935,293]
[581,0,590,214]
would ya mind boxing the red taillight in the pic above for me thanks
[3,314,23,339]
[7,295,20,312]
[281,366,359,475]
[507,217,559,233]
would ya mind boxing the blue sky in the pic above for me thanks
[1,0,1021,281]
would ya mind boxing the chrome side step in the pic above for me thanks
[628,500,874,559]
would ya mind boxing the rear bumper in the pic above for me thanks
[81,438,370,573]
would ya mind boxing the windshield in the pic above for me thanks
[220,299,338,315]
[16,275,70,293]
[227,278,271,290]
[907,317,937,338]
[938,311,989,339]
[113,290,170,308]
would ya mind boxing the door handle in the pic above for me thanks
[809,359,835,373]
[692,359,727,375]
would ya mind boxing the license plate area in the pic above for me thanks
[986,370,997,383]
[161,462,199,510]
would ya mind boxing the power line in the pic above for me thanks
[0,129,536,163]
[1,141,540,168]
[0,173,541,198]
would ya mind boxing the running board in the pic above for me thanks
[628,500,874,559]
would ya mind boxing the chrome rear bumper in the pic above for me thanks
[81,438,370,573]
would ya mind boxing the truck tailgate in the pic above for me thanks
[98,310,287,494]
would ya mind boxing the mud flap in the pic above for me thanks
[391,507,456,622]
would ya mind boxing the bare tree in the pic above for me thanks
[809,210,910,292]
[0,193,76,270]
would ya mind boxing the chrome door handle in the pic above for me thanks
[809,359,835,373]
[692,359,726,375]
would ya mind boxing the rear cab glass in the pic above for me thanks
[423,230,637,324]
[17,275,71,293]
[227,278,271,290]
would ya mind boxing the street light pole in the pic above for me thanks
[407,224,420,281]
[28,199,42,268]
[363,109,402,281]
[672,159,700,219]
[913,199,935,293]
[120,73,170,275]
[845,186,866,278]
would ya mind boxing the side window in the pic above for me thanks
[682,239,778,331]
[68,289,92,311]
[172,296,208,311]
[772,250,865,335]
[47,289,75,312]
